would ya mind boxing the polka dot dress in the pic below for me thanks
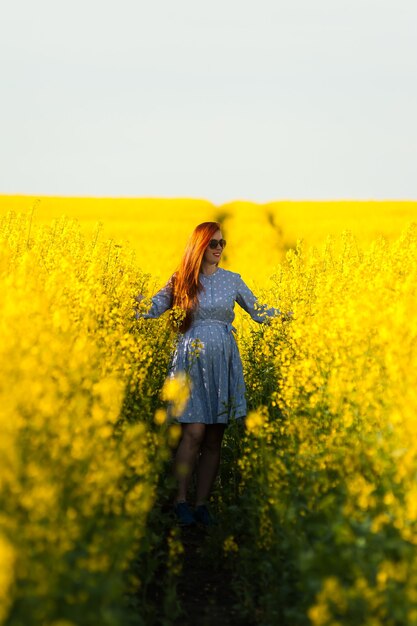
[143,268,279,424]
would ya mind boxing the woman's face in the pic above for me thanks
[203,229,225,266]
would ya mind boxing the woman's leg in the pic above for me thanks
[174,423,206,503]
[195,424,226,506]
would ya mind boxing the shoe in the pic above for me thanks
[194,504,217,527]
[174,501,196,526]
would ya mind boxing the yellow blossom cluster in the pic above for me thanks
[0,211,177,624]
[234,224,417,625]
[2,197,417,626]
[0,196,217,281]
[161,372,191,418]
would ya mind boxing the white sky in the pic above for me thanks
[1,0,416,203]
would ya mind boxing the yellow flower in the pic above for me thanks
[154,408,167,425]
[161,373,190,417]
[245,411,264,435]
[223,535,239,554]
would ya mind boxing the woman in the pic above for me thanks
[138,222,283,526]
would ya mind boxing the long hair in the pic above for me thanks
[171,221,221,333]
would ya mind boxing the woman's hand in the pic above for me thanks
[280,311,294,322]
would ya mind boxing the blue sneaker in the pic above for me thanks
[174,501,196,526]
[194,504,217,527]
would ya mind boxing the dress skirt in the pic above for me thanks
[168,319,247,424]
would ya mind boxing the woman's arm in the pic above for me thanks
[235,275,282,323]
[135,278,173,319]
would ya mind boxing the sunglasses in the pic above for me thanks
[208,238,227,250]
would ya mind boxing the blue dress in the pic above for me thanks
[143,268,279,424]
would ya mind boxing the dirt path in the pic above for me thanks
[175,526,248,626]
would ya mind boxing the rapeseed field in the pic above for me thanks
[1,195,417,625]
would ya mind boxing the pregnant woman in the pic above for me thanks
[138,221,284,526]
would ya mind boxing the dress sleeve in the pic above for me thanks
[136,278,173,319]
[235,275,281,323]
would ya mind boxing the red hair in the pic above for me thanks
[171,222,221,332]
